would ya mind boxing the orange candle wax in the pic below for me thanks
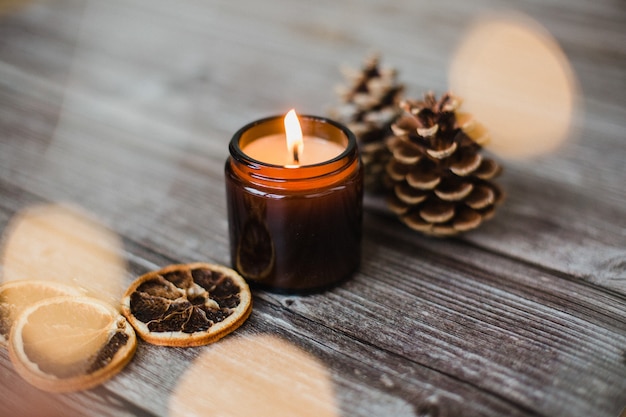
[242,134,344,167]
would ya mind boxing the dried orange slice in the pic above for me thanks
[121,263,252,347]
[8,296,137,392]
[236,218,275,281]
[0,279,84,347]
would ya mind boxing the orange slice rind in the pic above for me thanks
[8,295,137,392]
[0,279,85,347]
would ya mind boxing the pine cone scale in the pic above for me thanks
[474,159,502,180]
[453,207,483,231]
[420,200,455,223]
[464,184,496,209]
[406,160,441,190]
[450,152,483,176]
[434,180,474,201]
[395,183,428,205]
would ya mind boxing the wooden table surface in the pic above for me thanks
[1,0,625,416]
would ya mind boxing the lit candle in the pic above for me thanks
[242,109,344,166]
[225,110,363,292]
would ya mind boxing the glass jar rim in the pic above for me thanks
[229,114,357,177]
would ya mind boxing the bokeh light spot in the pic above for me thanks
[169,334,339,417]
[1,203,126,307]
[449,13,580,158]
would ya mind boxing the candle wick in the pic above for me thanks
[292,146,300,164]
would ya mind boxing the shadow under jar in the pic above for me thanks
[225,115,363,293]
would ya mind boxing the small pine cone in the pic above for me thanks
[329,55,404,191]
[385,92,504,236]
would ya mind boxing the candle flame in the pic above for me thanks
[284,109,303,165]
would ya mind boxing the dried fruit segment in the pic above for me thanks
[121,263,252,347]
[236,217,275,281]
[8,296,136,392]
[0,280,84,347]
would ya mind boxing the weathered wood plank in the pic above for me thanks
[259,218,626,417]
[1,0,625,416]
[1,175,625,417]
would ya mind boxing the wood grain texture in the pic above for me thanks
[1,0,625,416]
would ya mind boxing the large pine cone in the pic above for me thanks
[385,92,503,236]
[329,55,404,191]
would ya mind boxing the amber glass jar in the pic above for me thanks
[225,115,363,293]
